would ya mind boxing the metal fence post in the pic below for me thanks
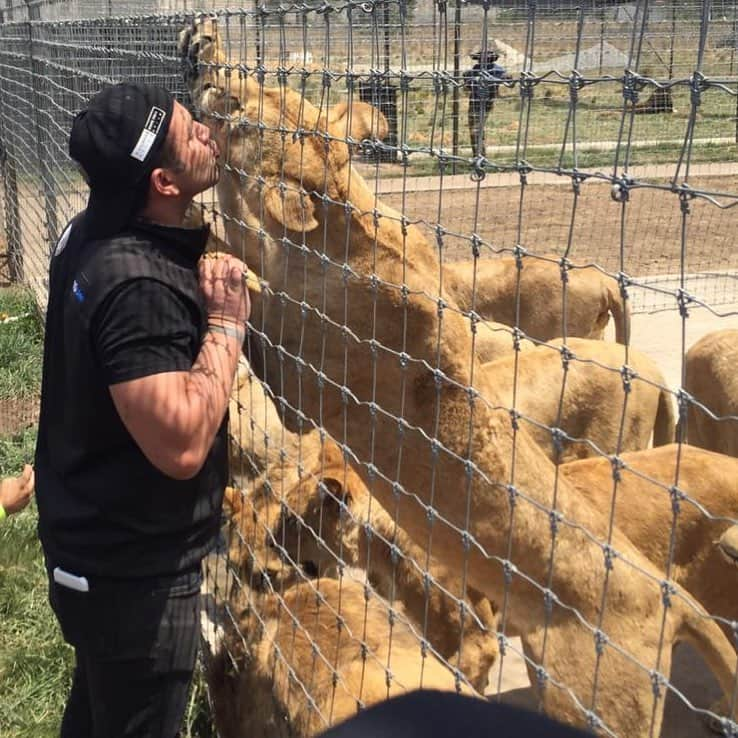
[0,27,23,282]
[25,0,58,254]
[451,0,461,172]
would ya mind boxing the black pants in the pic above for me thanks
[48,566,202,738]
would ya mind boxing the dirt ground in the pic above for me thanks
[0,395,39,437]
[7,171,738,312]
[383,174,738,280]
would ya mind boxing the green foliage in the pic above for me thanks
[0,426,38,478]
[0,505,71,738]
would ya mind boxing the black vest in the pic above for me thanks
[35,214,228,578]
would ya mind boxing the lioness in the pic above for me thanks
[482,337,674,462]
[444,256,631,344]
[224,462,500,694]
[207,578,478,738]
[684,329,738,457]
[181,19,737,735]
[560,445,738,643]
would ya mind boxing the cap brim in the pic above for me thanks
[82,185,141,240]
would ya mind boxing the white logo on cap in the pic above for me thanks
[130,106,166,162]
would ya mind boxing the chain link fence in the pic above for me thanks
[2,1,738,737]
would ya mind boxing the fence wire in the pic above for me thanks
[2,1,738,737]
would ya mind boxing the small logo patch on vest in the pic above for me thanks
[72,280,85,303]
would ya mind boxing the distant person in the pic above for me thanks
[463,47,509,158]
[0,464,34,520]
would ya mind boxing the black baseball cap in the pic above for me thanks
[69,82,175,239]
[471,48,500,62]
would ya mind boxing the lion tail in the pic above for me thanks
[653,388,676,446]
[607,281,631,345]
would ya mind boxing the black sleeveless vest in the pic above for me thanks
[35,213,228,578]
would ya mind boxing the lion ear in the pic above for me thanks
[262,180,319,233]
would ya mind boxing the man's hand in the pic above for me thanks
[110,256,252,480]
[0,464,35,515]
[199,253,251,329]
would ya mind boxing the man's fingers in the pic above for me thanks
[227,263,244,290]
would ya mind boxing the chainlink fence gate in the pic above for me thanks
[2,1,738,736]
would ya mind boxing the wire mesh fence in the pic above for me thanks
[2,1,738,736]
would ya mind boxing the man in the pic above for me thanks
[35,82,250,738]
[463,47,508,159]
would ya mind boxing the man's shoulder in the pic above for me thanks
[75,229,197,315]
[81,227,186,276]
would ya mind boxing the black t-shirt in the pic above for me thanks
[35,214,228,579]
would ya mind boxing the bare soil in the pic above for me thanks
[384,175,738,278]
[0,395,39,437]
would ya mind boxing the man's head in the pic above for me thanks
[470,48,500,64]
[69,82,220,238]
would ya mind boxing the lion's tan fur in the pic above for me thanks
[208,578,476,738]
[684,329,738,457]
[183,19,737,735]
[227,356,304,482]
[719,525,738,566]
[561,445,738,642]
[223,437,500,693]
[444,257,631,344]
[482,338,674,462]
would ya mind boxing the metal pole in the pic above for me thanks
[382,0,398,162]
[383,0,390,74]
[0,20,22,281]
[599,6,605,76]
[255,0,262,69]
[668,0,676,79]
[25,0,58,254]
[451,0,461,173]
[730,3,738,74]
[0,84,21,281]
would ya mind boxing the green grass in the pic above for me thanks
[0,283,63,738]
[0,287,43,401]
[0,506,71,738]
[0,284,215,737]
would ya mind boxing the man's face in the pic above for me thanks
[162,101,220,197]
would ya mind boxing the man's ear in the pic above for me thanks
[262,179,319,232]
[149,167,181,198]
